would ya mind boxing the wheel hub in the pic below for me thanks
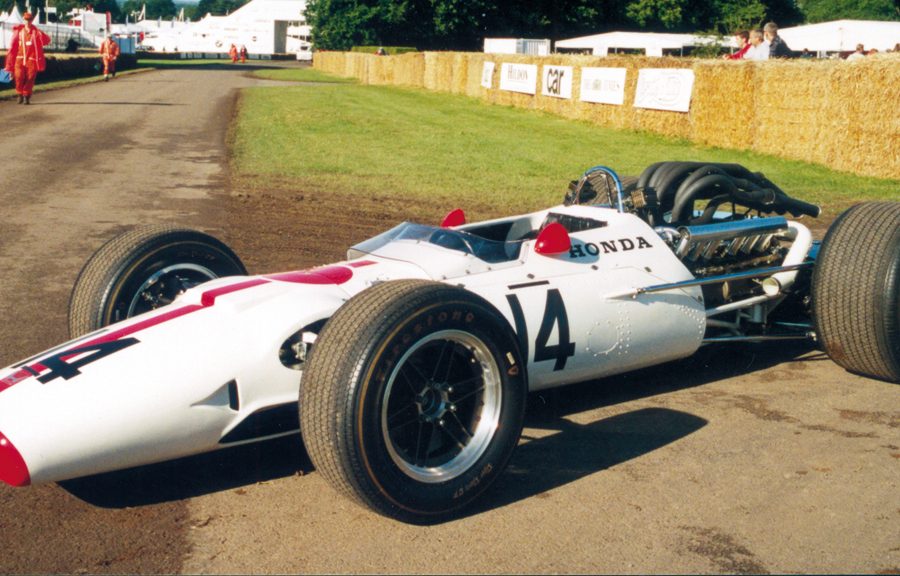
[415,383,453,423]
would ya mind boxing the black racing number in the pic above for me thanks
[506,289,575,371]
[37,338,140,383]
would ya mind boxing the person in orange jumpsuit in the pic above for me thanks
[229,44,238,63]
[99,35,120,81]
[3,12,51,105]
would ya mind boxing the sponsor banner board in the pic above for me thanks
[634,68,695,113]
[481,61,495,89]
[541,65,573,99]
[580,67,627,105]
[499,63,538,95]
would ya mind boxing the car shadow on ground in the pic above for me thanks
[61,341,823,510]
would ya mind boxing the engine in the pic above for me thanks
[565,162,820,308]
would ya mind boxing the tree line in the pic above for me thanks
[1,0,896,49]
[306,0,900,50]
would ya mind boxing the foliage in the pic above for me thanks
[801,0,899,22]
[193,0,250,17]
[120,0,177,20]
[626,0,689,30]
[0,0,120,22]
[305,0,813,50]
[715,0,768,33]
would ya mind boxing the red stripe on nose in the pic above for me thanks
[0,430,30,487]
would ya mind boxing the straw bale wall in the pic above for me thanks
[314,51,900,180]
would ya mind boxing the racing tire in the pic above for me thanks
[813,202,900,383]
[299,280,527,523]
[68,225,246,337]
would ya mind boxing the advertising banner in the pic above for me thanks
[541,65,573,99]
[634,68,695,112]
[580,67,627,105]
[499,63,538,95]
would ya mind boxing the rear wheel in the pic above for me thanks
[68,225,246,337]
[813,202,900,382]
[300,280,527,523]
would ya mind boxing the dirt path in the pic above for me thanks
[0,66,898,574]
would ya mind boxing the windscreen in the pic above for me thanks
[350,222,522,264]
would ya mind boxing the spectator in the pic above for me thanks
[229,44,238,63]
[240,45,248,63]
[3,12,51,105]
[375,46,386,56]
[764,22,793,58]
[99,35,120,81]
[846,44,866,61]
[744,29,769,61]
[799,48,814,58]
[65,38,79,53]
[723,30,750,60]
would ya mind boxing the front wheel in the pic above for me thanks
[299,280,527,523]
[813,202,900,382]
[68,225,246,337]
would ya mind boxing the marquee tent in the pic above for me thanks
[555,31,722,56]
[779,20,900,53]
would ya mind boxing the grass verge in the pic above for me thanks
[231,69,899,219]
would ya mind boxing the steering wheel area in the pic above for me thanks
[429,229,474,255]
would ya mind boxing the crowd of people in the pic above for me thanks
[724,21,898,61]
[723,22,795,61]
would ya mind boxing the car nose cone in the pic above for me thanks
[0,430,30,486]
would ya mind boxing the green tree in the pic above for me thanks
[626,0,689,29]
[712,0,768,33]
[306,0,409,50]
[801,0,899,22]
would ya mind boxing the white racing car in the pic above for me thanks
[1,162,897,523]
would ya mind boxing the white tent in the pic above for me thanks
[1,5,24,24]
[779,20,900,53]
[136,0,308,55]
[555,31,722,56]
[1,5,25,50]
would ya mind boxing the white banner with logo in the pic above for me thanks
[634,68,695,112]
[541,65,573,99]
[481,61,495,89]
[580,67,627,105]
[499,63,538,95]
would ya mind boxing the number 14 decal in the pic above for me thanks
[506,289,575,371]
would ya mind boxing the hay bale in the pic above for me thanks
[691,60,756,151]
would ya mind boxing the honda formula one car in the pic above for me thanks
[1,162,898,523]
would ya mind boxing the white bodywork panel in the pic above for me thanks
[0,204,708,485]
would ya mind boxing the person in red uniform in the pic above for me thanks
[229,44,238,63]
[99,35,120,81]
[240,45,248,63]
[3,12,51,105]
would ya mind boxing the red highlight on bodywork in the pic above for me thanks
[200,278,269,306]
[0,431,30,487]
[535,222,572,256]
[4,278,273,393]
[441,208,466,228]
[267,266,353,285]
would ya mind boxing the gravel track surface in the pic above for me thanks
[0,64,897,574]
